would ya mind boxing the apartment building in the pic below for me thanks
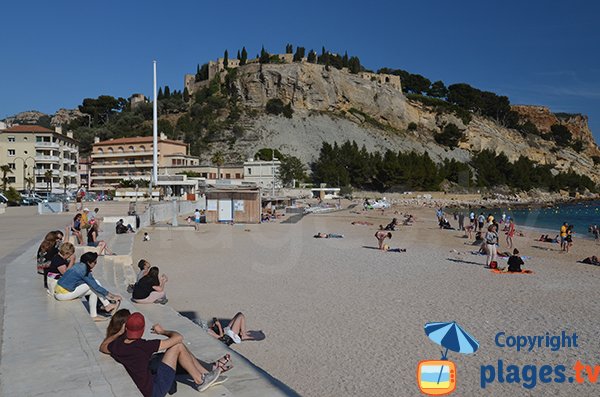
[0,125,79,192]
[90,133,193,190]
[243,158,281,190]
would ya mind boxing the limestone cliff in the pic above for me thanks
[221,62,600,183]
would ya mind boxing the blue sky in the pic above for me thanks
[1,0,600,143]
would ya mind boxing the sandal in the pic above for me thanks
[212,354,233,373]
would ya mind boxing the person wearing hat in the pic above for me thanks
[100,312,222,395]
[81,208,90,230]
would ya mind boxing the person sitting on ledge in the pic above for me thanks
[87,222,114,255]
[54,252,121,322]
[100,312,223,395]
[132,266,168,304]
[116,219,135,234]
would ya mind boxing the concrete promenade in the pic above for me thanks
[0,204,295,396]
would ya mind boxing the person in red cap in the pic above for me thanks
[100,312,222,395]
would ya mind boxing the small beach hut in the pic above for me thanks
[205,186,261,223]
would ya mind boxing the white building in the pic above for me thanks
[243,158,281,191]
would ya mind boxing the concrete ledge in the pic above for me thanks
[1,212,296,396]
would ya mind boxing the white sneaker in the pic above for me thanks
[197,368,221,392]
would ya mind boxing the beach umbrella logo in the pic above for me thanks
[417,321,479,396]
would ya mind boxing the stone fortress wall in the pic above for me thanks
[184,53,401,97]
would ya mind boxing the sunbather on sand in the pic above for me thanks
[314,232,344,238]
[208,312,257,345]
[581,255,600,266]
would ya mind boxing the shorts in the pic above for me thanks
[88,241,99,247]
[195,218,200,224]
[560,236,566,244]
[224,326,242,344]
[152,362,176,397]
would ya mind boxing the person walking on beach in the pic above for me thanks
[560,222,568,251]
[565,225,574,253]
[458,212,465,231]
[485,224,499,268]
[194,209,201,231]
[375,230,392,250]
[477,213,485,232]
[100,312,222,395]
[505,218,516,250]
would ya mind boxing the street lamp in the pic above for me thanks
[14,156,35,194]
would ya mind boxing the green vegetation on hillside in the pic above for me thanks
[311,140,597,193]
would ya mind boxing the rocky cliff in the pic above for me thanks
[222,62,600,182]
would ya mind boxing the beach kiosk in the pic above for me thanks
[205,185,261,223]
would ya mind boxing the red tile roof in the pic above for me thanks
[94,136,187,146]
[2,125,55,133]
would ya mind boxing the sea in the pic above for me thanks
[462,200,600,239]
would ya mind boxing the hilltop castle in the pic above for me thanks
[184,54,401,96]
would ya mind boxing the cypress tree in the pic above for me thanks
[240,47,248,65]
[237,49,241,60]
[342,51,349,68]
[223,49,229,68]
[158,87,163,100]
[195,64,201,82]
[164,85,171,98]
[260,46,270,64]
[307,50,317,63]
[183,87,190,102]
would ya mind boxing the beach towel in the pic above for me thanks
[489,268,533,274]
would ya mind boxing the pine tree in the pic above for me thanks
[164,85,171,98]
[240,47,248,65]
[286,43,293,53]
[342,51,349,68]
[223,49,229,68]
[307,50,317,63]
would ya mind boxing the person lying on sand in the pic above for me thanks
[208,312,257,345]
[351,221,373,226]
[439,217,455,230]
[581,255,600,266]
[314,233,344,238]
[537,234,559,243]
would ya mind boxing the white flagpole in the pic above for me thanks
[152,60,158,198]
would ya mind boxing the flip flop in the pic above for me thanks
[212,354,233,373]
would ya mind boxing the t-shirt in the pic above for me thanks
[507,255,524,272]
[133,276,159,300]
[47,254,69,277]
[108,337,160,397]
[194,210,200,221]
[478,215,485,224]
[560,225,567,237]
[485,231,498,245]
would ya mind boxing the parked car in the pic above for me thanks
[0,193,8,204]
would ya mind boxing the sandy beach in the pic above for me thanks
[133,203,600,396]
